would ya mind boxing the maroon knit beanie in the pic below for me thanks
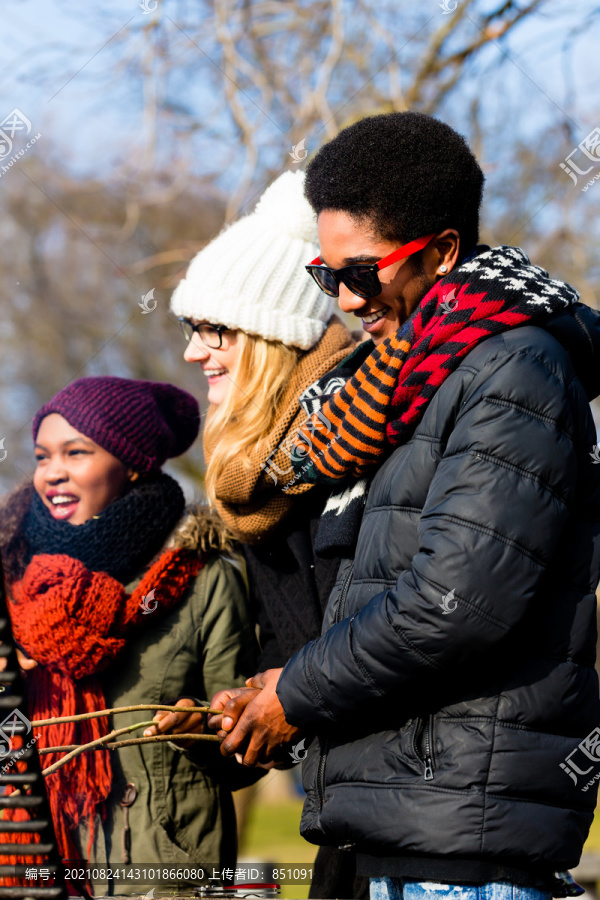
[32,377,200,474]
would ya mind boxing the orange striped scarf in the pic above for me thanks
[293,246,579,484]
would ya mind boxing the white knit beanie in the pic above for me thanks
[170,171,333,351]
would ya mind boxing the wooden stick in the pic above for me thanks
[6,733,222,798]
[41,720,157,777]
[38,733,221,753]
[32,704,222,727]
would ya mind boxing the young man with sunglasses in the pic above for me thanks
[209,111,600,900]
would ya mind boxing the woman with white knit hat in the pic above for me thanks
[168,171,367,899]
[170,169,355,651]
[172,170,332,355]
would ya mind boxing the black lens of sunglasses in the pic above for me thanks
[341,267,382,299]
[308,266,339,297]
[307,264,383,300]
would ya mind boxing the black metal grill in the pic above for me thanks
[0,558,67,899]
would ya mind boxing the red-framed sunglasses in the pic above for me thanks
[306,233,436,299]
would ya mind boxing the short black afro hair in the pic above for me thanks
[304,111,484,255]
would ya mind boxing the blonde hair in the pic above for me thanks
[204,330,299,505]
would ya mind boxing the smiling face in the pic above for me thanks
[33,414,131,525]
[316,210,460,345]
[183,324,240,406]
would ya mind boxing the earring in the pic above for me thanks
[129,472,140,482]
[439,265,448,273]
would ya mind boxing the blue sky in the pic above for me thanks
[1,0,599,184]
[0,0,598,454]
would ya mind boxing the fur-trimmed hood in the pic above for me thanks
[165,504,235,555]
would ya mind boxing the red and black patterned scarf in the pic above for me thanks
[291,246,579,553]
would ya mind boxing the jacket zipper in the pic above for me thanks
[414,713,435,781]
[317,563,354,809]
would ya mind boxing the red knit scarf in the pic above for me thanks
[1,548,202,873]
[295,246,578,481]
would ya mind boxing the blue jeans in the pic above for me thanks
[370,879,552,900]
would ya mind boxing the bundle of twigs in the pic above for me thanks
[29,704,224,778]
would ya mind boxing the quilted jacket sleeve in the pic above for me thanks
[181,554,265,788]
[277,334,593,726]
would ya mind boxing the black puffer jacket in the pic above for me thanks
[277,301,600,893]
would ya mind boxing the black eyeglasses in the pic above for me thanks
[178,318,229,349]
[305,233,435,299]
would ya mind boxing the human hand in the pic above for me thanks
[208,686,261,738]
[0,647,38,673]
[16,648,38,671]
[219,668,303,766]
[143,698,206,749]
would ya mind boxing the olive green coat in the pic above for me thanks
[73,512,259,894]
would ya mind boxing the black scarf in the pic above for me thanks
[23,472,185,584]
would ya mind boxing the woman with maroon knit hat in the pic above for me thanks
[0,376,258,895]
